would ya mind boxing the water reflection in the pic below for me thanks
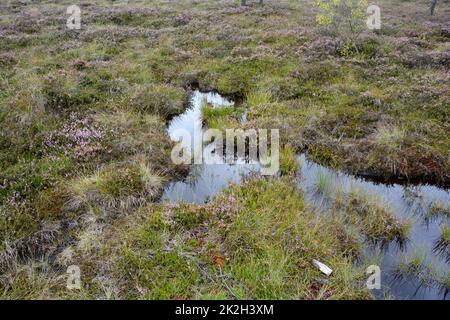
[161,91,260,203]
[298,154,449,300]
[162,91,450,300]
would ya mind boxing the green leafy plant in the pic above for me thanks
[315,0,369,42]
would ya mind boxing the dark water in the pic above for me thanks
[161,91,450,300]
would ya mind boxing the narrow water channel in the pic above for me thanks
[161,90,450,300]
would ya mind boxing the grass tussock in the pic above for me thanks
[200,101,243,131]
[393,249,449,295]
[279,145,300,176]
[66,161,165,212]
[1,178,374,299]
[425,201,450,223]
[373,124,406,151]
[0,260,64,300]
[433,225,450,263]
[131,84,188,118]
[343,192,412,246]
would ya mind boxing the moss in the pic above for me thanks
[35,186,70,221]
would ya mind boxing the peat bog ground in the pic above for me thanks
[0,0,448,300]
